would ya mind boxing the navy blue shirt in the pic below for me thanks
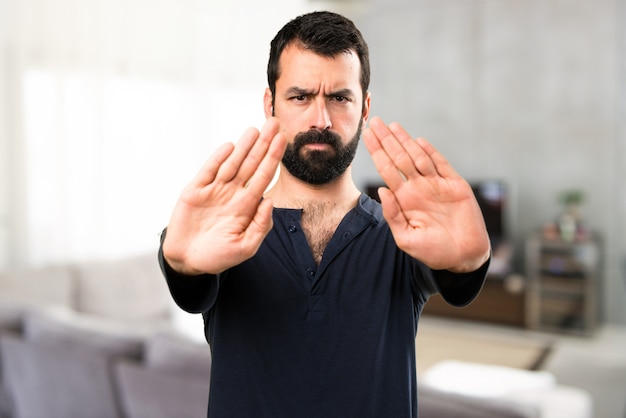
[159,194,488,418]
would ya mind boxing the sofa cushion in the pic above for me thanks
[0,264,75,308]
[115,360,209,418]
[1,334,127,418]
[73,253,171,321]
[0,331,16,418]
[145,331,211,374]
[0,303,23,334]
[503,386,593,418]
[421,360,556,398]
[0,384,13,418]
[418,384,540,418]
[22,307,144,357]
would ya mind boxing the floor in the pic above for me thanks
[541,324,626,418]
[420,316,626,418]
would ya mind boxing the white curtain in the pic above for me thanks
[0,0,322,268]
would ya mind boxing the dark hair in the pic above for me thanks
[267,11,370,102]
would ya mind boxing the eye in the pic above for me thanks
[290,95,308,103]
[332,96,350,103]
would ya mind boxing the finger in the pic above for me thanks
[191,142,235,187]
[414,137,459,179]
[246,197,275,243]
[246,131,287,196]
[388,122,438,177]
[215,126,261,183]
[368,117,420,180]
[377,187,409,238]
[363,122,404,190]
[235,117,281,185]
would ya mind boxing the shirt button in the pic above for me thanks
[288,225,297,233]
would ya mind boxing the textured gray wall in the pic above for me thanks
[349,0,626,324]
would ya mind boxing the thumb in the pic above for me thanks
[243,198,274,249]
[378,187,405,229]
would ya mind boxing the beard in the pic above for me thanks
[281,121,363,185]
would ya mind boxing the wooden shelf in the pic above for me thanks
[423,278,526,327]
[525,233,601,336]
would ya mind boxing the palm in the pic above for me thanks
[163,118,287,275]
[363,117,490,272]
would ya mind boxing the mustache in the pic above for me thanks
[293,129,342,147]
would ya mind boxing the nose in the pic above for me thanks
[310,98,332,131]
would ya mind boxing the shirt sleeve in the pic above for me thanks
[158,228,220,314]
[431,256,491,307]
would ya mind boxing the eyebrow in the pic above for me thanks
[285,86,356,99]
[285,87,312,97]
[329,88,356,99]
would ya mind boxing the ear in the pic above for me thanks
[263,88,274,118]
[361,91,371,123]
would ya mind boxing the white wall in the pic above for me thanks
[0,0,340,267]
[0,0,7,268]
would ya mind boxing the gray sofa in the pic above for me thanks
[0,253,544,418]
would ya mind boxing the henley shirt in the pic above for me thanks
[159,194,488,418]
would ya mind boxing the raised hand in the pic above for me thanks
[162,117,287,275]
[363,117,490,273]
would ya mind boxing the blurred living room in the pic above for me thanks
[0,0,625,417]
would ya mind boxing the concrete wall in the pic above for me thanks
[350,0,625,323]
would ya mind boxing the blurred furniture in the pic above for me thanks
[1,311,144,418]
[423,242,526,326]
[525,232,601,335]
[0,310,211,418]
[420,360,593,418]
[0,253,177,418]
[114,332,211,418]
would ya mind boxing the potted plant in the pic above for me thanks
[557,189,584,242]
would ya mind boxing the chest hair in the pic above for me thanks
[300,202,346,265]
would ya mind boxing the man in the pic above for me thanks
[160,10,490,418]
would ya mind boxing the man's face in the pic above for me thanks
[264,44,370,185]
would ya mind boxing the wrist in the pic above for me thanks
[446,250,491,274]
[160,228,207,276]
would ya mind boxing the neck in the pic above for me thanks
[265,165,361,210]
